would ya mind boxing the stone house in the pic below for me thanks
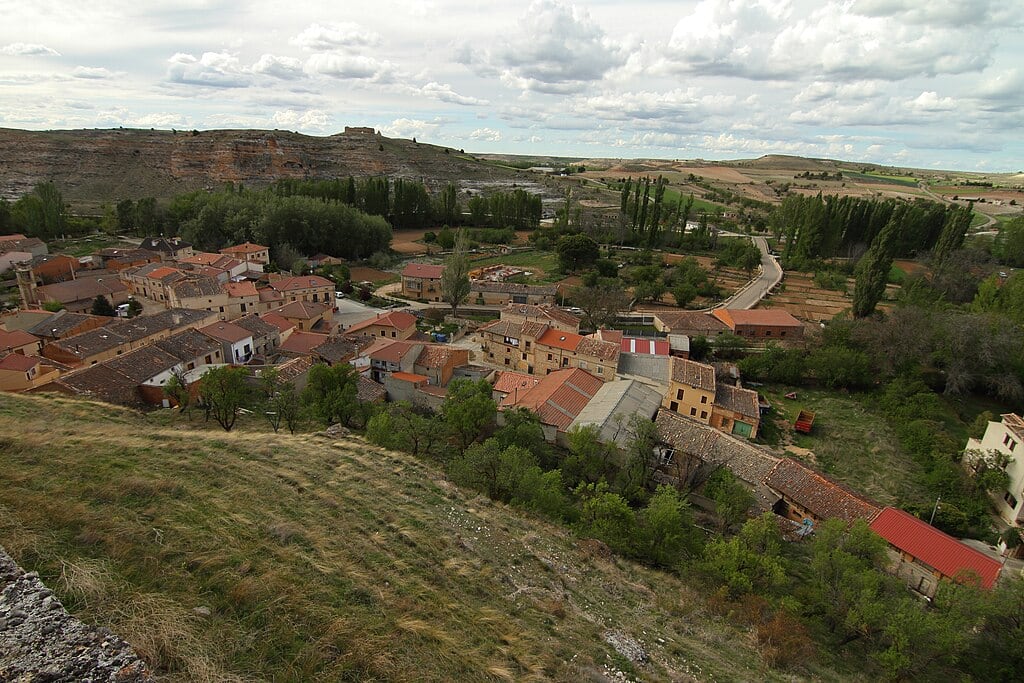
[964,413,1024,526]
[400,263,445,302]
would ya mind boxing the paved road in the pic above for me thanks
[718,236,783,310]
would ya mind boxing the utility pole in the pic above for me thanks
[929,496,941,525]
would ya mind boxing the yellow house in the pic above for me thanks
[0,354,62,392]
[662,357,716,424]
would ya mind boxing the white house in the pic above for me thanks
[965,413,1024,526]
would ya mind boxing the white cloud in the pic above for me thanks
[166,52,249,88]
[272,109,330,130]
[251,54,303,80]
[1,42,60,56]
[71,66,115,80]
[290,22,380,51]
[378,118,440,139]
[469,127,501,142]
[304,53,393,81]
[420,82,488,106]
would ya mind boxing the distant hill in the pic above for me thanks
[0,392,843,681]
[0,127,524,210]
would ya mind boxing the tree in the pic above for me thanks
[701,513,787,597]
[199,366,251,432]
[563,424,620,488]
[435,182,461,226]
[366,402,444,458]
[440,229,471,317]
[303,363,364,427]
[90,295,116,317]
[259,368,301,434]
[441,378,497,451]
[574,482,637,556]
[636,485,700,566]
[163,369,192,419]
[555,234,599,272]
[125,298,143,318]
[703,468,755,530]
[570,279,630,329]
[852,212,900,317]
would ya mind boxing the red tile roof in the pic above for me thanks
[621,337,669,355]
[501,368,603,431]
[367,340,417,364]
[347,310,417,334]
[269,275,334,292]
[493,371,541,395]
[224,281,258,298]
[537,327,582,351]
[276,300,331,319]
[278,331,330,354]
[763,458,881,525]
[712,308,803,328]
[145,266,185,281]
[259,312,294,333]
[220,242,267,255]
[200,321,253,344]
[391,371,429,383]
[0,353,40,372]
[0,329,39,351]
[401,263,445,279]
[870,507,1002,589]
[670,357,716,391]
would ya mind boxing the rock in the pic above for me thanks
[319,423,350,438]
[603,630,648,664]
[193,606,212,617]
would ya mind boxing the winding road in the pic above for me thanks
[716,235,783,310]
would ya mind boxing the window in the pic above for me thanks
[380,330,386,336]
[597,367,603,374]
[579,361,588,369]
[504,358,510,365]
[187,362,195,370]
[313,293,319,302]
[219,306,224,312]
[1005,435,1018,451]
[780,331,787,337]
[1005,491,1019,509]
[525,341,531,349]
[690,407,697,416]
[676,388,684,400]
[522,353,527,361]
[391,331,396,338]
[547,354,553,361]
[244,344,251,354]
[670,401,679,412]
[659,448,675,466]
[241,303,247,312]
[765,330,772,336]
[562,357,569,367]
[205,354,212,364]
[700,410,708,419]
[700,395,708,404]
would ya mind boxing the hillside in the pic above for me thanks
[0,392,848,682]
[0,127,525,211]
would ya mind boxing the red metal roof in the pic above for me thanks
[869,507,1002,590]
[391,371,429,383]
[621,337,669,355]
[537,327,583,352]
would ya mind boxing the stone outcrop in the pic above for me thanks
[0,127,519,206]
[0,546,152,682]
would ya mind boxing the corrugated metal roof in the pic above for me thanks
[569,380,663,446]
[621,337,669,355]
[870,507,1002,590]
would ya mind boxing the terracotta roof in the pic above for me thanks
[492,371,540,395]
[415,344,460,369]
[501,368,603,431]
[763,458,881,525]
[576,336,620,362]
[200,321,253,344]
[347,310,417,334]
[268,275,333,292]
[233,314,279,340]
[171,277,223,299]
[37,277,126,305]
[0,329,39,351]
[501,304,580,328]
[104,346,181,383]
[401,263,445,279]
[258,288,285,303]
[277,300,331,319]
[477,318,525,338]
[144,266,185,281]
[537,327,583,351]
[0,353,41,372]
[181,252,235,268]
[471,281,556,295]
[654,311,728,334]
[714,383,760,419]
[220,242,268,255]
[670,357,716,391]
[869,507,1002,590]
[224,281,258,298]
[356,375,386,402]
[274,355,315,382]
[712,308,803,329]
[259,312,295,333]
[592,329,623,344]
[391,371,430,383]
[278,331,330,355]
[620,337,670,355]
[368,340,418,364]
[418,384,447,398]
[56,364,140,403]
[655,410,781,509]
[313,337,361,364]
[155,329,222,362]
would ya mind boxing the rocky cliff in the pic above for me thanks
[0,546,151,681]
[0,127,518,209]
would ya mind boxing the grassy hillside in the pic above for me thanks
[0,393,840,682]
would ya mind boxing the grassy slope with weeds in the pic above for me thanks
[0,393,844,682]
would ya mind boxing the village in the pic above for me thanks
[1,228,1019,606]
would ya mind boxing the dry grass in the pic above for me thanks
[0,392,859,682]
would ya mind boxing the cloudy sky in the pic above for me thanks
[1,0,1022,171]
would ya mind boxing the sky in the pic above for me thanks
[1,0,1022,172]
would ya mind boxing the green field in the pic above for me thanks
[844,171,919,188]
[469,250,562,282]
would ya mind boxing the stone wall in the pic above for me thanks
[0,546,152,682]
